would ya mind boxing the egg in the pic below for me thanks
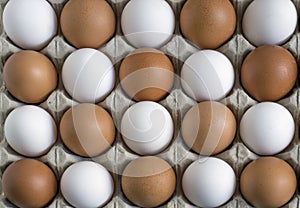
[181,101,236,155]
[240,102,294,155]
[121,0,175,48]
[182,157,236,207]
[181,50,235,101]
[240,157,297,207]
[62,48,115,103]
[119,48,174,101]
[121,156,176,207]
[4,105,57,157]
[60,103,115,157]
[3,0,57,50]
[60,161,114,208]
[3,50,57,104]
[180,0,236,49]
[2,159,57,208]
[121,101,173,155]
[60,0,115,49]
[241,45,297,101]
[242,0,297,46]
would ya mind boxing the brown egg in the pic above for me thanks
[121,156,176,207]
[119,48,174,101]
[241,45,297,101]
[180,0,236,49]
[3,50,57,103]
[2,159,57,208]
[60,103,115,157]
[60,0,116,48]
[181,101,236,155]
[240,157,297,208]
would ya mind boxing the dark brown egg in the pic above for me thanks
[3,50,57,103]
[241,45,297,101]
[2,159,57,208]
[181,101,236,155]
[60,103,115,157]
[240,157,297,208]
[60,0,116,48]
[119,48,174,101]
[121,156,176,207]
[180,0,236,49]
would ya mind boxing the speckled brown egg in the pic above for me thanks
[60,103,115,157]
[181,101,236,155]
[2,159,57,208]
[241,45,297,101]
[180,0,236,49]
[240,157,297,208]
[3,50,57,104]
[60,0,116,48]
[119,48,174,101]
[121,156,176,207]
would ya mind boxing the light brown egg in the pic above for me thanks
[240,157,297,208]
[180,0,236,49]
[181,101,236,155]
[119,48,174,101]
[2,159,57,208]
[241,45,297,101]
[60,103,115,157]
[60,0,116,48]
[3,50,57,104]
[121,156,176,207]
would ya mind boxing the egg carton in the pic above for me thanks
[1,0,300,207]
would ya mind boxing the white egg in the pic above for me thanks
[181,50,235,101]
[242,0,297,46]
[121,0,175,48]
[3,0,57,50]
[240,102,294,155]
[62,48,115,103]
[60,161,114,208]
[121,101,174,155]
[4,105,57,157]
[182,157,236,207]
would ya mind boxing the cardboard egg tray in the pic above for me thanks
[1,0,300,207]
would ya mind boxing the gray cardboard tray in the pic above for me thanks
[1,0,300,207]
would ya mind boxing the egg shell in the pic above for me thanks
[121,156,176,207]
[181,101,236,155]
[59,103,115,157]
[119,48,174,101]
[181,50,235,101]
[60,161,114,208]
[241,45,297,101]
[121,101,174,155]
[3,50,57,104]
[240,102,295,155]
[121,0,175,48]
[62,48,115,103]
[4,105,57,157]
[2,159,57,208]
[60,0,116,49]
[240,157,297,207]
[180,0,236,49]
[182,157,236,207]
[242,0,297,46]
[3,0,57,50]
